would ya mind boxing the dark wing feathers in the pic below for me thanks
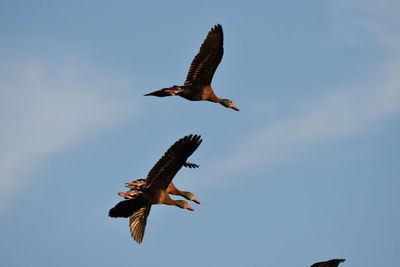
[144,134,202,192]
[184,24,223,87]
[311,259,346,267]
[108,195,147,218]
[183,161,199,168]
[129,205,152,244]
[128,161,198,185]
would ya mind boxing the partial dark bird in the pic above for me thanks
[311,259,346,267]
[109,134,202,243]
[144,24,239,111]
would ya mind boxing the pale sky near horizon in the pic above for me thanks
[1,1,399,267]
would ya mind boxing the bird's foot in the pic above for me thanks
[125,181,145,189]
[164,88,184,96]
[118,191,142,199]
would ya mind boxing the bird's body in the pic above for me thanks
[144,24,239,111]
[119,160,200,204]
[120,179,200,204]
[311,259,346,267]
[109,134,202,243]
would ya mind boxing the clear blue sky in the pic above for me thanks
[1,1,399,266]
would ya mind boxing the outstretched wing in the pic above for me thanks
[311,259,346,267]
[184,24,223,87]
[129,205,152,244]
[144,134,202,192]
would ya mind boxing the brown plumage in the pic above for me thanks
[119,162,201,204]
[311,259,346,267]
[166,181,201,204]
[109,134,202,243]
[144,24,239,111]
[121,181,201,204]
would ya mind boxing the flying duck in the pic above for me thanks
[144,24,239,111]
[109,134,202,243]
[119,161,201,204]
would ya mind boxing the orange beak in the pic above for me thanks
[192,198,201,204]
[231,105,240,111]
[187,206,195,211]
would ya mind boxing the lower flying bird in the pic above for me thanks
[311,259,346,267]
[109,134,202,243]
[119,175,201,204]
[144,24,239,111]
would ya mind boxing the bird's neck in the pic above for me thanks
[207,93,222,103]
[201,85,221,102]
[159,192,180,207]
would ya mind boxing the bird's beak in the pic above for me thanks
[231,105,240,111]
[192,198,201,204]
[187,206,195,211]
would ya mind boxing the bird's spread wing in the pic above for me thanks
[129,205,152,244]
[184,24,223,87]
[144,134,202,192]
[108,194,147,218]
[311,259,346,267]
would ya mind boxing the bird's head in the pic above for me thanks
[181,191,201,204]
[220,99,240,111]
[175,200,195,211]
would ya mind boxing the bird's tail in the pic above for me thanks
[144,86,182,97]
[109,196,147,218]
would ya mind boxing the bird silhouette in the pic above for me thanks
[311,259,346,267]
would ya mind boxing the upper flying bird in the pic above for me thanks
[311,259,346,267]
[109,134,202,244]
[144,24,239,111]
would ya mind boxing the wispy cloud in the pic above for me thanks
[332,0,400,49]
[218,63,400,173]
[209,1,400,181]
[0,60,136,210]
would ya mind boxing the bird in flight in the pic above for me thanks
[109,134,202,243]
[310,259,346,267]
[118,161,201,204]
[144,24,239,111]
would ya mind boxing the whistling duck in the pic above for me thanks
[144,24,239,111]
[311,259,346,267]
[109,134,202,243]
[119,161,200,202]
[120,178,201,204]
